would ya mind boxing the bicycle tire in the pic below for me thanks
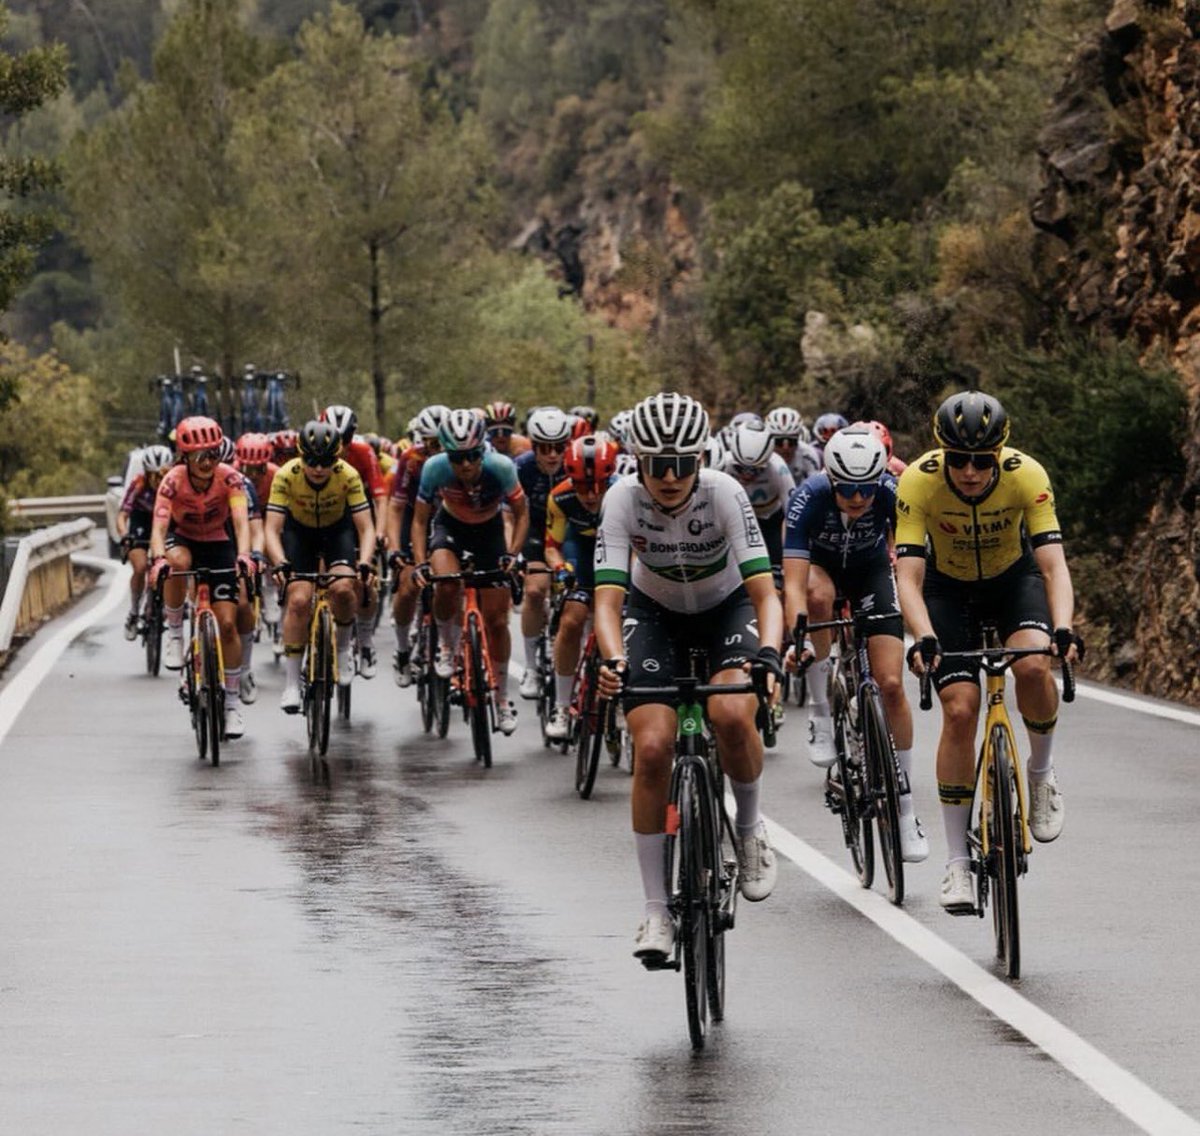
[536,632,554,744]
[862,685,903,905]
[417,618,436,734]
[337,681,351,720]
[671,765,709,1050]
[833,680,873,887]
[200,615,222,767]
[144,594,163,677]
[990,726,1021,979]
[574,665,603,799]
[187,638,206,760]
[467,615,492,768]
[307,607,333,756]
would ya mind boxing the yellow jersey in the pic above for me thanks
[266,457,369,529]
[894,447,1062,581]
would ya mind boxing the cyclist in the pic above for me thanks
[594,392,783,963]
[569,404,600,432]
[515,407,575,700]
[265,420,377,713]
[782,426,928,861]
[863,419,907,476]
[411,408,529,735]
[386,404,448,685]
[542,434,621,740]
[483,400,531,458]
[812,412,849,467]
[271,430,299,465]
[765,406,821,486]
[118,444,174,640]
[720,419,795,582]
[606,409,638,478]
[895,390,1082,912]
[148,417,254,740]
[321,404,386,677]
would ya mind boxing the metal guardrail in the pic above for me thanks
[0,518,97,658]
[8,495,108,519]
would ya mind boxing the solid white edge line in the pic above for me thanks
[0,553,129,750]
[758,816,1200,1136]
[1069,678,1200,728]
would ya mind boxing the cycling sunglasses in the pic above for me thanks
[190,448,221,463]
[732,463,762,479]
[772,436,797,447]
[535,442,567,455]
[944,450,998,471]
[449,446,485,465]
[487,426,513,439]
[642,454,700,480]
[301,454,337,469]
[832,480,879,499]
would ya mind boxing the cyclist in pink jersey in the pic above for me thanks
[149,417,255,739]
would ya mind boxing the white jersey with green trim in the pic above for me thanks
[594,468,772,614]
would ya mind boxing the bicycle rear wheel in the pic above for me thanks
[700,767,729,1024]
[670,765,709,1050]
[832,681,873,887]
[536,631,554,745]
[200,616,222,767]
[467,615,492,768]
[990,726,1021,979]
[574,658,603,799]
[862,685,903,905]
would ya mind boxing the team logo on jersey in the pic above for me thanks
[687,518,713,536]
[939,521,957,534]
[643,658,660,673]
[1035,492,1050,504]
[920,457,940,473]
[631,535,648,552]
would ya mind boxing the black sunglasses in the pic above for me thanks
[944,450,998,471]
[190,448,221,463]
[302,454,337,468]
[488,427,513,438]
[449,446,485,465]
[643,454,700,480]
[832,480,879,499]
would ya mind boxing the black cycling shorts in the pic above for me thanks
[126,509,152,544]
[430,509,508,582]
[924,554,1052,691]
[808,551,904,640]
[621,585,760,711]
[163,533,239,603]
[281,513,358,574]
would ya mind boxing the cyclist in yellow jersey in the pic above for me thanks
[265,421,376,713]
[895,391,1083,914]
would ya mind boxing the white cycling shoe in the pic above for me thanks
[518,669,540,700]
[898,810,929,862]
[634,914,675,964]
[808,715,837,768]
[164,637,184,670]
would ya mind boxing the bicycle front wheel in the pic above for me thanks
[144,595,163,677]
[417,618,436,734]
[833,683,873,887]
[200,615,222,767]
[990,726,1021,979]
[186,638,206,760]
[862,685,903,905]
[574,660,603,799]
[307,607,333,756]
[467,615,492,768]
[668,764,709,1050]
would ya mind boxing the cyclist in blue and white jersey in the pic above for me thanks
[782,426,927,861]
[765,406,821,485]
[594,392,783,964]
[720,419,795,580]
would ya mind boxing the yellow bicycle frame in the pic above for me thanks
[975,666,1031,859]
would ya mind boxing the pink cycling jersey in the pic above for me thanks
[154,463,248,542]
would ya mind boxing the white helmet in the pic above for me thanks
[415,404,450,441]
[766,407,804,440]
[526,406,574,445]
[729,411,765,431]
[607,409,632,447]
[629,392,709,456]
[728,421,774,469]
[704,433,728,469]
[823,426,888,483]
[142,444,174,473]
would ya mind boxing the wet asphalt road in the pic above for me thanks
[1,559,1199,1135]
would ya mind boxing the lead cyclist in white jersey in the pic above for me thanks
[594,392,784,965]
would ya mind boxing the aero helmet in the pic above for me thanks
[823,426,888,483]
[526,406,575,445]
[728,421,775,469]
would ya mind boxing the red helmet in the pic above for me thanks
[569,414,593,441]
[563,435,619,492]
[858,419,894,458]
[236,432,272,465]
[176,416,223,454]
[272,429,299,462]
[484,400,516,428]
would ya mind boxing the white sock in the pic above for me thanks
[336,622,354,652]
[240,632,254,671]
[523,635,539,673]
[940,802,971,864]
[1026,729,1054,783]
[636,832,669,918]
[165,603,184,633]
[729,775,762,838]
[555,673,573,707]
[356,616,374,649]
[285,654,302,687]
[224,666,240,706]
[809,656,832,716]
[436,618,460,656]
[393,620,411,653]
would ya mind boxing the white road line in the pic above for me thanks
[761,818,1200,1135]
[1071,679,1200,728]
[0,555,128,750]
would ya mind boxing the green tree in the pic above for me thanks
[0,2,68,321]
[229,3,494,430]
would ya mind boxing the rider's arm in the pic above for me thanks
[148,472,176,560]
[248,515,264,556]
[594,584,625,661]
[745,571,783,653]
[410,499,431,563]
[385,496,404,553]
[1034,541,1075,632]
[895,555,934,640]
[782,557,810,632]
[352,503,376,564]
[264,510,286,566]
[505,492,529,555]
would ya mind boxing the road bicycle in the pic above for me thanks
[184,367,211,417]
[571,632,628,799]
[428,553,517,768]
[627,653,775,1050]
[412,579,451,739]
[528,566,565,748]
[263,370,300,432]
[279,571,343,757]
[169,567,239,766]
[150,374,187,438]
[141,561,166,677]
[806,601,906,905]
[918,625,1075,979]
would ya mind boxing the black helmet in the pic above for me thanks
[298,420,342,464]
[933,390,1009,451]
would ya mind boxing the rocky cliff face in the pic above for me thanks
[1032,0,1200,700]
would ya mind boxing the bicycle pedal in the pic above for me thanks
[639,954,679,973]
[944,903,979,918]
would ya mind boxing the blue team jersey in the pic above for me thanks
[514,450,557,525]
[783,471,897,570]
[417,451,524,524]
